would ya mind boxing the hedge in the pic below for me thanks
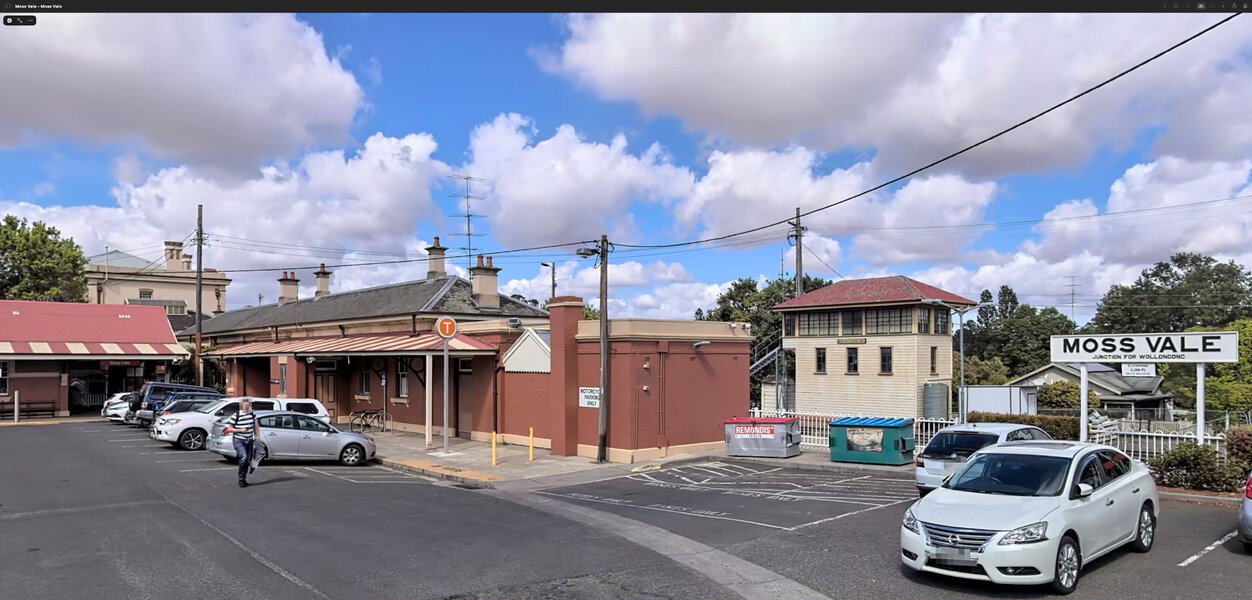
[1149,441,1245,492]
[966,411,1081,441]
[1226,425,1252,474]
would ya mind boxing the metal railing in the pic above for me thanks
[1090,428,1228,464]
[749,408,956,450]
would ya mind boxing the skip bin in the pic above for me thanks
[724,416,801,458]
[828,417,915,465]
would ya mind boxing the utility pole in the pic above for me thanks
[195,204,204,387]
[1065,276,1079,322]
[447,174,486,277]
[541,262,557,300]
[787,207,806,298]
[597,234,610,463]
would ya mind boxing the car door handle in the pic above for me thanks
[302,435,310,439]
[1132,487,1140,494]
[1105,499,1115,506]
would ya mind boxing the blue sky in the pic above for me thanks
[2,13,1251,324]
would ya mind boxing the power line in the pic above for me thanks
[803,244,845,280]
[613,14,1241,251]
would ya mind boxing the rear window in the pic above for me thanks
[252,401,277,411]
[923,431,1001,459]
[287,402,318,414]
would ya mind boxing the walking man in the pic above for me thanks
[223,399,260,488]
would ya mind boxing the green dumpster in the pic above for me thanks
[829,417,916,465]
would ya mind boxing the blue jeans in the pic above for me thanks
[233,437,254,483]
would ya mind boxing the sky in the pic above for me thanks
[2,13,1251,325]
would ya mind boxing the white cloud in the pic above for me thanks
[0,14,364,174]
[850,175,997,264]
[618,281,732,320]
[27,181,56,198]
[546,14,1252,179]
[784,234,842,275]
[462,113,695,248]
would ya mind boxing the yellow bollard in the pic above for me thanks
[529,427,534,461]
[492,431,497,466]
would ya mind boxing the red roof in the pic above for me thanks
[0,300,188,359]
[203,332,496,357]
[774,276,975,310]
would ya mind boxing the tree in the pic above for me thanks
[996,285,1019,320]
[1037,380,1099,410]
[583,305,599,320]
[1200,318,1252,413]
[0,215,88,302]
[1089,253,1252,334]
[958,284,1076,377]
[960,352,1010,385]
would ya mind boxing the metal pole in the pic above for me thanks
[424,354,433,449]
[1079,363,1089,442]
[551,263,557,300]
[1196,362,1206,444]
[443,339,450,455]
[793,207,803,299]
[12,390,17,423]
[195,204,204,387]
[958,307,966,424]
[597,234,610,463]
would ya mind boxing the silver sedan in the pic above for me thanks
[207,410,376,466]
[1239,467,1252,554]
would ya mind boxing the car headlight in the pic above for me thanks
[999,522,1048,545]
[164,419,181,425]
[902,508,920,534]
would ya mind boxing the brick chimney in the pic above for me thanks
[426,236,447,280]
[180,254,192,271]
[314,263,332,297]
[278,271,299,305]
[469,255,501,308]
[163,241,184,271]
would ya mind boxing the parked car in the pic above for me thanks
[100,392,136,422]
[916,423,1051,496]
[901,440,1159,595]
[1238,467,1252,554]
[208,410,375,466]
[132,382,221,428]
[152,397,329,451]
[156,396,221,419]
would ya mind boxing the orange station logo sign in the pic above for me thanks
[435,316,458,339]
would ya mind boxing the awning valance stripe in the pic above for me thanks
[202,333,496,357]
[0,340,190,358]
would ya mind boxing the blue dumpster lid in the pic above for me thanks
[830,416,915,427]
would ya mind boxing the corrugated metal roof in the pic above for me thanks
[0,300,184,346]
[774,276,975,310]
[87,249,156,269]
[203,333,495,357]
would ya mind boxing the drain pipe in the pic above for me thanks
[492,361,504,438]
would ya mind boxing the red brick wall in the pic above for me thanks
[7,367,64,412]
[659,342,748,446]
[500,371,550,439]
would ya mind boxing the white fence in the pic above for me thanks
[749,409,1230,464]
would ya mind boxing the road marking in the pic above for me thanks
[178,467,236,472]
[156,458,217,463]
[108,438,151,442]
[0,500,164,521]
[790,498,914,530]
[124,445,170,449]
[534,490,792,530]
[1178,530,1238,567]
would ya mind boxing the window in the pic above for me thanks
[252,401,276,411]
[138,289,153,299]
[1006,428,1033,442]
[917,307,931,334]
[841,310,862,336]
[279,364,287,396]
[1099,450,1132,481]
[797,311,838,336]
[259,414,297,429]
[815,348,827,373]
[935,309,950,335]
[166,305,186,315]
[287,402,318,415]
[1029,428,1053,440]
[865,308,911,334]
[880,347,893,374]
[297,415,332,432]
[458,357,473,374]
[358,363,370,396]
[847,348,858,374]
[0,361,7,395]
[397,361,409,398]
[784,313,795,336]
[1076,455,1104,491]
[930,346,938,374]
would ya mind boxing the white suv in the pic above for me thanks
[916,423,1051,496]
[153,397,329,451]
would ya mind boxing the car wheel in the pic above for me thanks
[1051,535,1081,595]
[339,443,365,466]
[179,429,206,451]
[1130,504,1155,552]
[1243,541,1252,555]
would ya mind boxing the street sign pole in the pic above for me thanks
[435,316,457,455]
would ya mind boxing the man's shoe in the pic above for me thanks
[239,481,249,488]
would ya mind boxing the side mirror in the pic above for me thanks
[1075,483,1094,498]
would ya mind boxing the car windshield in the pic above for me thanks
[923,431,1000,459]
[944,453,1072,496]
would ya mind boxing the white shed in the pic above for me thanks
[501,327,551,373]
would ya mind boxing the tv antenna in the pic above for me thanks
[447,174,487,277]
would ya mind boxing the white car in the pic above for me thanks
[153,397,329,451]
[916,423,1051,496]
[100,393,135,422]
[901,441,1159,595]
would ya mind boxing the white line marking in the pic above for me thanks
[0,500,164,521]
[124,445,170,449]
[688,465,733,477]
[789,498,913,530]
[534,490,791,530]
[108,438,151,442]
[1178,531,1239,567]
[344,479,427,484]
[156,458,217,463]
[178,467,236,472]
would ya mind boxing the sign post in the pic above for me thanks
[435,316,457,455]
[1050,332,1238,444]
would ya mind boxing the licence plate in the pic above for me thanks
[931,547,975,563]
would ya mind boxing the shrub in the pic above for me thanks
[1225,425,1252,474]
[1036,380,1100,410]
[1148,441,1245,492]
[966,411,1080,441]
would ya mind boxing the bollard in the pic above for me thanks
[529,426,534,461]
[13,390,18,423]
[492,431,497,466]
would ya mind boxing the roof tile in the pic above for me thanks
[774,276,974,310]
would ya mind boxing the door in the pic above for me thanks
[295,415,339,458]
[1066,453,1120,555]
[1097,450,1139,541]
[315,374,337,421]
[456,367,471,439]
[257,414,301,458]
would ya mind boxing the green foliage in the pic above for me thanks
[1036,380,1100,410]
[1225,425,1252,475]
[0,215,88,302]
[582,305,599,320]
[958,285,1076,377]
[1089,253,1252,334]
[955,351,1010,385]
[966,411,1081,441]
[1148,441,1244,492]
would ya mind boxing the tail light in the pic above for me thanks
[161,410,171,416]
[915,455,924,467]
[1245,476,1251,500]
[141,402,148,410]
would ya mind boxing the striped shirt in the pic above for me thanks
[230,411,257,440]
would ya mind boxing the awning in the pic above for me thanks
[0,341,190,361]
[202,333,496,358]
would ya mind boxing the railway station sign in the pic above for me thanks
[1050,332,1238,363]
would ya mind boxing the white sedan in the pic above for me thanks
[901,440,1159,595]
[100,393,134,422]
